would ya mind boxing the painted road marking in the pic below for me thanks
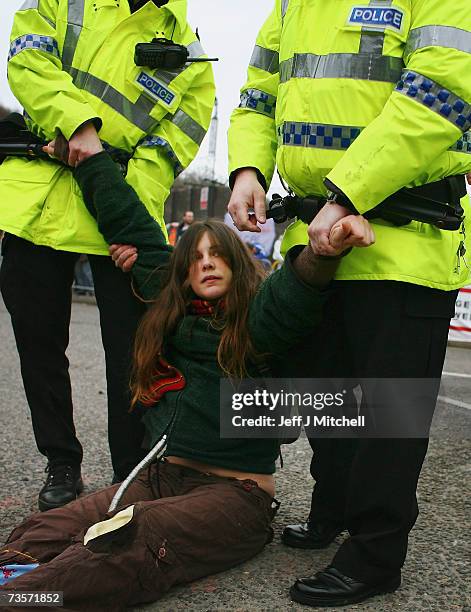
[443,371,471,379]
[437,395,471,411]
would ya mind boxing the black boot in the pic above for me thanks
[38,463,84,511]
[290,566,401,607]
[282,521,344,549]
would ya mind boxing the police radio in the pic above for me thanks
[135,38,218,70]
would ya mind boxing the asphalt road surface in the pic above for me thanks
[0,298,469,612]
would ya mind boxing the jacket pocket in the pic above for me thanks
[0,158,62,232]
[138,534,179,597]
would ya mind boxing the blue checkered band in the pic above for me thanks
[8,34,60,61]
[139,135,184,177]
[395,71,471,133]
[450,132,471,155]
[239,89,276,119]
[278,122,363,149]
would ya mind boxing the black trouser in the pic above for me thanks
[0,234,147,478]
[295,280,457,583]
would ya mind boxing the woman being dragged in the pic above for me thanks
[0,152,375,610]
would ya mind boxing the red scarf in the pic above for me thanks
[188,298,225,316]
[139,299,223,408]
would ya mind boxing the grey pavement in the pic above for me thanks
[0,298,470,612]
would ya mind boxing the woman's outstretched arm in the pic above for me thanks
[249,212,375,355]
[74,152,173,301]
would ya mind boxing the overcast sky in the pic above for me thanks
[0,0,282,192]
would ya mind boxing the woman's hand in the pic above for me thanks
[227,168,267,232]
[109,244,138,272]
[308,214,375,257]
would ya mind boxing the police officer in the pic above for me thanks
[0,0,215,510]
[228,0,471,606]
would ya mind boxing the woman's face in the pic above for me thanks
[188,232,233,301]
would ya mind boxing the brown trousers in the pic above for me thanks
[0,462,276,611]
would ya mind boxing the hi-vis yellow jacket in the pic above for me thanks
[229,0,471,290]
[0,0,215,254]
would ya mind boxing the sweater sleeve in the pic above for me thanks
[74,152,173,300]
[248,246,330,355]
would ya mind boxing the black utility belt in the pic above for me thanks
[267,175,467,231]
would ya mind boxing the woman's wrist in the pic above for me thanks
[292,245,342,287]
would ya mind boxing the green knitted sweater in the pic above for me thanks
[74,152,328,473]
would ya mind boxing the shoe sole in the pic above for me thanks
[289,576,401,607]
[281,529,344,550]
[38,478,84,512]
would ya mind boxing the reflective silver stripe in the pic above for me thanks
[405,26,471,58]
[281,0,289,19]
[151,41,206,85]
[19,0,39,10]
[69,67,159,133]
[278,122,363,149]
[139,135,184,176]
[187,40,205,58]
[150,68,181,86]
[450,132,471,155]
[170,109,206,145]
[359,0,392,54]
[239,88,276,119]
[19,0,56,28]
[395,71,471,133]
[62,0,85,68]
[8,34,60,61]
[134,94,155,116]
[250,45,279,74]
[279,53,404,84]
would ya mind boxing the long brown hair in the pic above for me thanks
[131,220,266,407]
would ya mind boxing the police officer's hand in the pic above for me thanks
[319,215,375,256]
[228,168,266,232]
[43,124,103,167]
[308,202,355,256]
[109,244,138,273]
[43,133,69,163]
[68,122,103,167]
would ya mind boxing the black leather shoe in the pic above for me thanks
[290,566,401,607]
[38,463,84,512]
[281,522,344,549]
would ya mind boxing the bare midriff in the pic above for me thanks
[165,455,275,498]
